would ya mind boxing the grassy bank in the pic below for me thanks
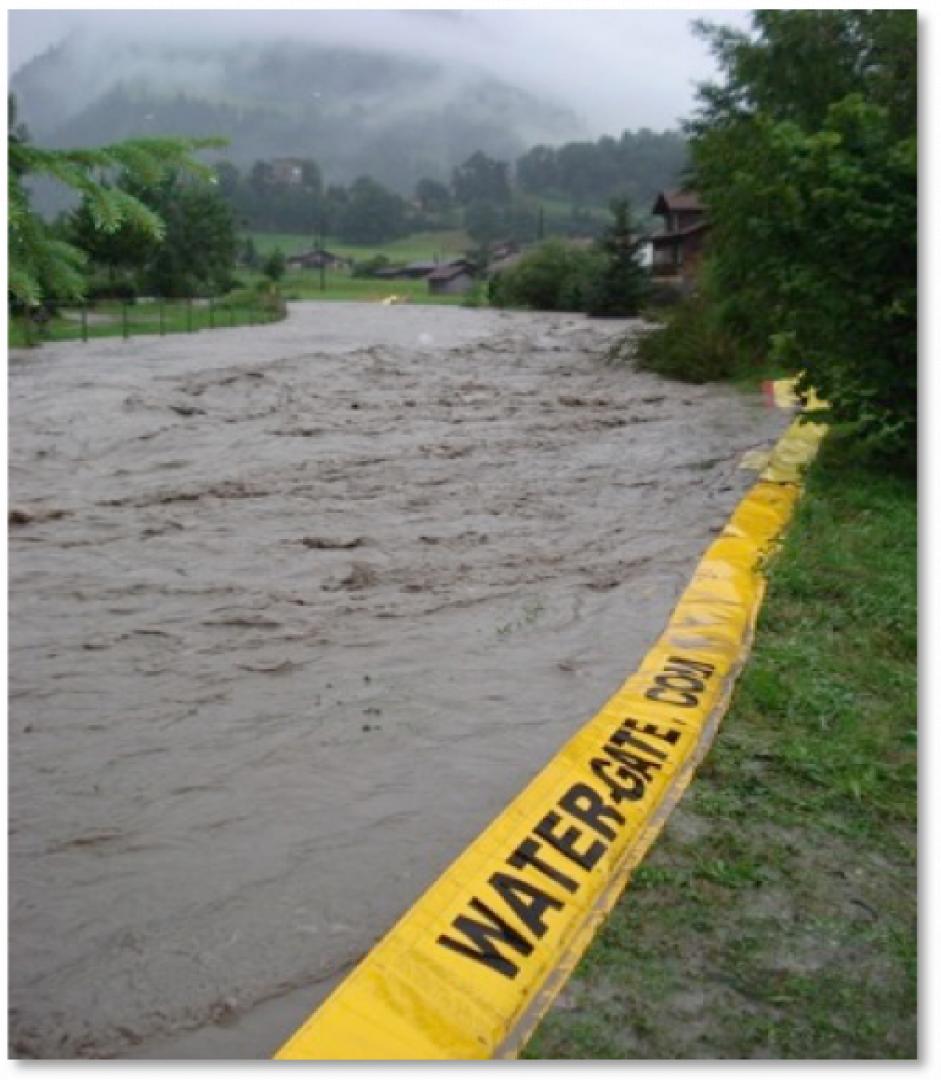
[6,270,468,348]
[524,434,917,1060]
[8,293,285,349]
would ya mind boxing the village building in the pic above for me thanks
[269,158,309,186]
[427,259,477,295]
[285,248,350,271]
[649,190,709,282]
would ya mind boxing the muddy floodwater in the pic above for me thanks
[8,302,788,1058]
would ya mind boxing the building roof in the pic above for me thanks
[652,189,704,215]
[427,262,474,283]
[650,221,710,245]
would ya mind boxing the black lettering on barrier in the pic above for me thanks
[667,656,716,677]
[507,838,580,894]
[592,717,686,804]
[609,726,669,760]
[436,772,631,977]
[591,757,643,803]
[605,743,662,783]
[558,782,626,841]
[488,871,564,939]
[535,811,606,871]
[437,897,533,978]
[645,656,715,708]
[620,718,682,746]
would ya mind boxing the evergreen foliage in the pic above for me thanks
[8,93,224,305]
[584,198,648,316]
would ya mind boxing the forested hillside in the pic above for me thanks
[11,38,580,192]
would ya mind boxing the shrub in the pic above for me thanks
[633,293,754,382]
[488,240,602,312]
[351,254,390,278]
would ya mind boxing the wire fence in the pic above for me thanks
[9,293,287,348]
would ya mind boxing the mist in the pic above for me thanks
[8,8,753,137]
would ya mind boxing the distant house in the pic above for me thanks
[285,248,349,271]
[427,259,476,295]
[489,241,520,262]
[649,190,709,281]
[368,261,439,281]
[401,261,441,279]
[270,158,308,186]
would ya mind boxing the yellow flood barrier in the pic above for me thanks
[275,395,827,1061]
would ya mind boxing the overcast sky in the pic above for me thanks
[6,5,755,135]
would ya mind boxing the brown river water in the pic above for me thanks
[8,302,788,1058]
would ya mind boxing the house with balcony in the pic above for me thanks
[649,190,709,282]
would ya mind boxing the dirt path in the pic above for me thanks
[8,302,788,1058]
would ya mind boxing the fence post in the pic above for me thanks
[23,311,32,348]
[81,301,88,343]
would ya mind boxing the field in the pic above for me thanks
[249,229,472,265]
[272,268,472,305]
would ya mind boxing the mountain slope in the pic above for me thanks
[11,36,584,192]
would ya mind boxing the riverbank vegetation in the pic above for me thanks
[633,10,916,472]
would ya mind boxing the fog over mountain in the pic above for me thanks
[10,11,751,124]
[9,9,751,191]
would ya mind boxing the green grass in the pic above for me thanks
[523,433,917,1060]
[272,268,468,306]
[249,229,471,265]
[8,294,284,348]
[7,264,471,348]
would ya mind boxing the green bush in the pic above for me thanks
[351,254,390,278]
[689,13,916,470]
[488,240,603,312]
[633,293,754,382]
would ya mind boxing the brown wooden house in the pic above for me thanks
[650,190,709,281]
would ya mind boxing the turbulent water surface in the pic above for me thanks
[8,302,788,1058]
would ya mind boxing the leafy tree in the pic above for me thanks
[214,160,241,199]
[687,10,916,467]
[8,93,223,304]
[337,176,407,244]
[241,235,260,269]
[585,197,649,316]
[452,151,511,205]
[489,240,604,313]
[118,171,238,297]
[262,248,287,284]
[463,199,503,248]
[67,190,160,292]
[515,128,689,210]
[414,177,452,213]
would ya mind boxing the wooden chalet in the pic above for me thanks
[650,190,709,280]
